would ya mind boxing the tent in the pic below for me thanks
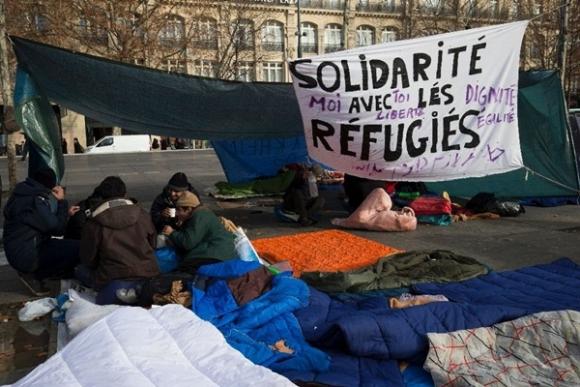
[11,37,580,198]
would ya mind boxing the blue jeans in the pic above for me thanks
[35,239,80,280]
[75,264,142,305]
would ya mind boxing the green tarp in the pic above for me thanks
[428,71,580,198]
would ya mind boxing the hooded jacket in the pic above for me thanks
[150,183,201,232]
[3,178,68,272]
[80,199,159,288]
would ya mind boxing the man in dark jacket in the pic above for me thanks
[150,172,201,232]
[3,168,80,296]
[79,176,159,304]
[282,165,325,226]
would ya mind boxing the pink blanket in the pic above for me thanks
[332,188,417,232]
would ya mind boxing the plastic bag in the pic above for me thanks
[18,297,57,321]
[66,289,120,337]
[234,227,264,264]
[155,247,179,273]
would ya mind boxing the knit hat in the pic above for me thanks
[176,191,200,208]
[167,172,189,192]
[32,168,57,189]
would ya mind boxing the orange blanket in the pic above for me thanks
[252,230,401,276]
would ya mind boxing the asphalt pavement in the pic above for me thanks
[0,149,578,383]
[0,149,578,271]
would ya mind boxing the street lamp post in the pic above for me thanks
[296,0,302,58]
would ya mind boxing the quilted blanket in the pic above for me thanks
[10,305,294,387]
[424,310,580,387]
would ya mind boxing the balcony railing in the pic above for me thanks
[324,44,343,53]
[301,0,345,11]
[356,3,402,14]
[302,43,318,53]
[193,39,218,49]
[262,41,284,51]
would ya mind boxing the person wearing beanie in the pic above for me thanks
[3,168,81,296]
[78,176,159,305]
[162,191,235,270]
[150,172,201,232]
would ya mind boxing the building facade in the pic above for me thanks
[4,0,579,147]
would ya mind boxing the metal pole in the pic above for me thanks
[557,0,569,91]
[296,0,302,58]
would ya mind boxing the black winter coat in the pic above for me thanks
[3,178,68,272]
[150,184,201,232]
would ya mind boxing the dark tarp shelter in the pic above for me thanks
[12,37,303,140]
[11,38,580,198]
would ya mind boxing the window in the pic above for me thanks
[489,0,498,17]
[193,18,218,49]
[98,137,113,147]
[79,18,108,45]
[263,62,284,82]
[381,27,398,43]
[325,0,343,10]
[233,19,254,50]
[382,0,397,12]
[236,62,255,82]
[301,22,318,53]
[31,14,49,33]
[262,21,284,51]
[324,24,343,53]
[160,15,184,47]
[356,25,375,47]
[161,59,187,74]
[194,60,217,78]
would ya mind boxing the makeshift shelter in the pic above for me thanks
[11,38,580,199]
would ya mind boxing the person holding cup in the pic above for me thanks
[150,172,201,233]
[162,191,235,270]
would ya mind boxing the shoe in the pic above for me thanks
[18,273,51,297]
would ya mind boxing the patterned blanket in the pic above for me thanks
[424,310,580,387]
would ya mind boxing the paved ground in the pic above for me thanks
[0,149,578,383]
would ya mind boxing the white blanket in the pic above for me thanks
[9,305,294,387]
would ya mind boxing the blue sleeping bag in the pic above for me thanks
[290,258,580,386]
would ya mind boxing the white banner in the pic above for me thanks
[290,21,528,181]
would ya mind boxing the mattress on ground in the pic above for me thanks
[12,304,294,387]
[252,230,401,276]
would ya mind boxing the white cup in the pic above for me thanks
[168,208,176,218]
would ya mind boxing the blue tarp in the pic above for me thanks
[212,136,310,183]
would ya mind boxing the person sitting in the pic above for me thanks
[64,186,104,240]
[282,165,325,226]
[150,172,201,232]
[3,168,80,296]
[78,176,159,305]
[162,191,235,272]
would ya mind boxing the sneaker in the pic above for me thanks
[18,273,51,297]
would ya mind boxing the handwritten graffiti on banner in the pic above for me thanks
[289,21,528,182]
